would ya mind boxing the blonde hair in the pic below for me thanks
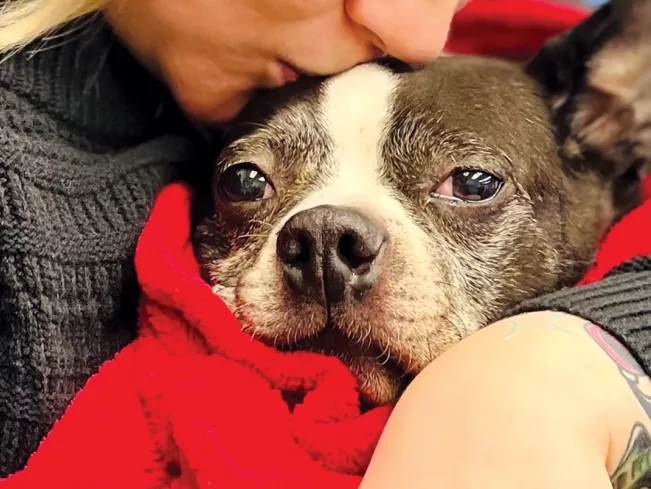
[0,0,109,53]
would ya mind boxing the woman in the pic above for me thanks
[0,1,649,488]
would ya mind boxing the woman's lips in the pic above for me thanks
[279,61,299,83]
[268,60,300,87]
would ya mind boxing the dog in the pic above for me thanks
[193,0,651,406]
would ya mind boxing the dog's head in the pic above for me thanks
[194,0,651,405]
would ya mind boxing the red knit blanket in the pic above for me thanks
[7,2,642,488]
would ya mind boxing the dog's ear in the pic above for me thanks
[526,0,651,181]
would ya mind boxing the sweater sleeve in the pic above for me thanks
[511,256,651,375]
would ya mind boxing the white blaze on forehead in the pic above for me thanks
[277,63,400,219]
[271,63,417,226]
[319,62,397,193]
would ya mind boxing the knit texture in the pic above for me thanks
[0,21,202,475]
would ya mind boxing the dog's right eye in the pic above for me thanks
[430,168,503,204]
[218,163,275,202]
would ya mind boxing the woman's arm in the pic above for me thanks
[360,311,651,489]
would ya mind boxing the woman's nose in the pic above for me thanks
[346,0,466,64]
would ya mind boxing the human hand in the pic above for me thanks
[359,311,651,489]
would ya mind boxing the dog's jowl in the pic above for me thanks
[194,0,651,405]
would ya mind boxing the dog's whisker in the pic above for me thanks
[359,325,373,348]
[392,327,410,373]
[375,342,390,362]
[249,219,275,230]
[446,316,466,343]
[237,233,270,239]
[379,347,393,366]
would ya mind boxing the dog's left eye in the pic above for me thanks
[218,163,275,202]
[431,169,503,204]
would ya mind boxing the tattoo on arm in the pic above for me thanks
[500,314,651,488]
[503,311,582,339]
[584,322,651,489]
[611,422,651,489]
[584,322,651,419]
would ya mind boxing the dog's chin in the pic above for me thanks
[346,354,411,406]
[274,324,412,406]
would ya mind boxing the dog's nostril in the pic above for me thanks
[277,227,312,266]
[337,232,379,274]
[286,234,311,265]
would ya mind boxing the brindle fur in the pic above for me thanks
[194,0,651,405]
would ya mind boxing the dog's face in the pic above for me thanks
[194,0,651,405]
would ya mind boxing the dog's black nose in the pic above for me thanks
[276,205,387,305]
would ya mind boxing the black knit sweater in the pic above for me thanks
[0,23,210,474]
[1,20,651,477]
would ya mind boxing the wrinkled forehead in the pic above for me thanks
[221,63,395,169]
[220,57,556,184]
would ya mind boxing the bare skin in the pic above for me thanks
[360,311,651,489]
[103,0,467,123]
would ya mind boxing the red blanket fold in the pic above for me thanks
[10,2,649,488]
